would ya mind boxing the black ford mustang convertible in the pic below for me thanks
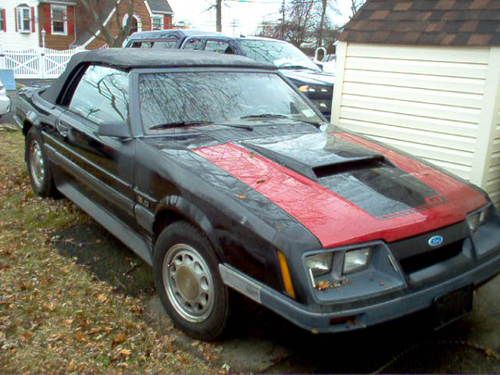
[15,49,500,340]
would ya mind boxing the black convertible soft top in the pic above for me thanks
[42,48,275,104]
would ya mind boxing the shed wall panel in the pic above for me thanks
[335,43,491,183]
[486,109,500,208]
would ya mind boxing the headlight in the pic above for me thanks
[467,206,490,233]
[343,248,371,274]
[305,252,333,276]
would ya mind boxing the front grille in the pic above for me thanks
[399,240,464,274]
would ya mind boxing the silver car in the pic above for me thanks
[0,79,11,117]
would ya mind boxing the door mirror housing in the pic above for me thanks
[97,122,132,140]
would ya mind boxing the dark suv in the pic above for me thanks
[125,30,335,119]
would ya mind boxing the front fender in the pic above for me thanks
[155,194,225,260]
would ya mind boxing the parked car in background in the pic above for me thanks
[125,30,335,119]
[0,79,11,117]
[14,49,500,342]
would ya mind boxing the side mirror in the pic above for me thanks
[97,122,132,140]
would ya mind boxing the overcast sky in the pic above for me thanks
[167,0,355,36]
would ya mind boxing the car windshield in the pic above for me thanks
[238,39,320,72]
[139,71,323,132]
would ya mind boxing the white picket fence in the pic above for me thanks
[0,47,83,79]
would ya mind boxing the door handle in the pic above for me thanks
[56,120,69,138]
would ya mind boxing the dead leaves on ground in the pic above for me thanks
[0,132,217,373]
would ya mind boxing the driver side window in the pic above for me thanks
[183,38,206,50]
[69,65,129,127]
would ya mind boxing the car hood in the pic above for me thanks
[191,130,487,248]
[279,69,335,86]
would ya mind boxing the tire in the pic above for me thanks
[154,221,230,341]
[26,127,58,198]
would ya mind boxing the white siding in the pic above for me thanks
[0,1,40,50]
[333,43,491,180]
[486,109,500,208]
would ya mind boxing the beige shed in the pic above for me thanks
[332,0,500,207]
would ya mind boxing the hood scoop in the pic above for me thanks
[242,140,388,180]
[312,155,387,178]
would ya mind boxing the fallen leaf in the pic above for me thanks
[113,333,127,346]
[119,348,132,358]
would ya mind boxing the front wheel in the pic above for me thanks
[154,221,230,341]
[26,127,57,198]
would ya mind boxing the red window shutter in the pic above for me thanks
[68,6,75,35]
[164,15,171,29]
[1,9,6,32]
[44,5,51,34]
[31,7,35,32]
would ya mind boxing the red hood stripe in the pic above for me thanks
[194,140,486,248]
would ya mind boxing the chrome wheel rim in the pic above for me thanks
[29,140,45,189]
[163,244,215,323]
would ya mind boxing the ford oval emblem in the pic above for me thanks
[428,235,444,247]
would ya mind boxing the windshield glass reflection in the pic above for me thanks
[139,71,322,133]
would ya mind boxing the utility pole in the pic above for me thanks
[280,0,285,39]
[216,0,222,32]
[318,0,327,48]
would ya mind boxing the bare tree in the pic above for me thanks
[317,0,327,47]
[79,0,137,47]
[349,0,364,19]
[216,0,222,32]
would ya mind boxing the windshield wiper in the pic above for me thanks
[149,121,213,130]
[240,113,289,120]
[149,121,253,131]
[295,118,324,129]
[241,113,323,129]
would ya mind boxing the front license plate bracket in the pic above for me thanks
[433,286,473,330]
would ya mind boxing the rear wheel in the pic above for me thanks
[26,127,57,198]
[154,221,230,341]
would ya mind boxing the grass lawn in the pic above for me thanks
[0,129,218,373]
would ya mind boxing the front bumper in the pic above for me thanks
[220,214,500,333]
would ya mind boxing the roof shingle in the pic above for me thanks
[338,0,500,46]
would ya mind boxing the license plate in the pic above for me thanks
[433,286,473,329]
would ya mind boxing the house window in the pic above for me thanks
[152,15,163,30]
[0,9,6,32]
[17,6,31,33]
[51,5,67,35]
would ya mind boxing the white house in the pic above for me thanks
[332,0,500,208]
[0,0,41,50]
[0,0,174,51]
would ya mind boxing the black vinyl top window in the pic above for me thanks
[69,65,129,127]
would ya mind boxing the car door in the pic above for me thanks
[54,64,136,224]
